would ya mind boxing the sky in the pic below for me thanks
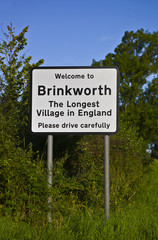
[0,0,158,67]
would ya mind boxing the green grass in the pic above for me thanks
[0,160,158,240]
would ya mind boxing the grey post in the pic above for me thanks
[104,135,110,219]
[47,135,53,222]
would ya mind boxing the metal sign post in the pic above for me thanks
[104,135,110,219]
[47,135,53,222]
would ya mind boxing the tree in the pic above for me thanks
[92,29,158,147]
[142,78,158,156]
[0,24,48,222]
[0,23,44,143]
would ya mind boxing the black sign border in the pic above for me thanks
[30,66,119,135]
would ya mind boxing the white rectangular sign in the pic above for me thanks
[30,67,119,134]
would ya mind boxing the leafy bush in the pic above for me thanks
[0,120,151,225]
[63,121,151,209]
[110,122,150,207]
[0,134,48,224]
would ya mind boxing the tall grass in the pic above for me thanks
[0,161,158,240]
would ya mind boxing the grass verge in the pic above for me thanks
[0,160,158,240]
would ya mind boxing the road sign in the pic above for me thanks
[30,66,119,134]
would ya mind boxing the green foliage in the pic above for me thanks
[0,23,44,141]
[142,78,158,147]
[48,153,83,226]
[1,159,158,240]
[0,23,47,224]
[92,29,158,148]
[0,121,149,224]
[0,136,48,224]
[93,29,158,106]
[110,122,150,207]
[58,122,150,209]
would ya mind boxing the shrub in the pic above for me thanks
[0,121,151,224]
[64,121,151,208]
[0,135,48,225]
